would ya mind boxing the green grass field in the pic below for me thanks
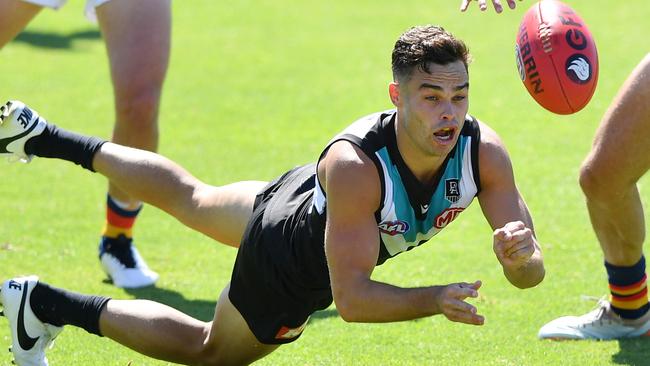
[1,0,650,365]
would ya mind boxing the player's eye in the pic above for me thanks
[452,95,467,102]
[425,96,439,101]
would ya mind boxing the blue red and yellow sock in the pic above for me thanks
[102,195,142,242]
[606,256,650,320]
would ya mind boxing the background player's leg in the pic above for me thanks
[96,0,170,199]
[539,54,650,340]
[94,0,172,287]
[580,54,650,266]
[0,0,43,48]
[578,54,650,322]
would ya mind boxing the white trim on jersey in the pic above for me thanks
[377,152,394,221]
[457,135,478,209]
[311,174,326,214]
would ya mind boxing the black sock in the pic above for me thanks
[30,282,111,337]
[24,123,106,172]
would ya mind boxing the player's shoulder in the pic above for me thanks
[320,140,381,208]
[471,117,513,173]
[322,140,377,175]
[469,117,503,151]
[320,139,380,191]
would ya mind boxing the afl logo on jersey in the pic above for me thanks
[378,220,410,236]
[445,179,461,203]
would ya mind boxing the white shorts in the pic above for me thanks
[20,0,111,23]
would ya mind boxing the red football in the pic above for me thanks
[515,0,598,114]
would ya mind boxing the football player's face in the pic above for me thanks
[390,61,469,158]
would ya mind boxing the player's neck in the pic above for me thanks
[393,124,445,185]
[396,141,446,186]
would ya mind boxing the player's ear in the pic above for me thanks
[389,82,400,107]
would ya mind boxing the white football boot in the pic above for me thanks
[0,101,47,163]
[99,236,159,288]
[0,276,63,366]
[538,298,650,340]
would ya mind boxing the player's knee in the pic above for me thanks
[579,163,634,201]
[114,88,161,129]
[579,163,608,199]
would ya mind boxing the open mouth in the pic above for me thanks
[433,127,456,143]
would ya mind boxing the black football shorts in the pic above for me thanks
[228,165,332,345]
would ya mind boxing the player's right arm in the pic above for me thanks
[321,140,484,325]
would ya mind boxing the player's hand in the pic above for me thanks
[435,281,484,325]
[493,221,535,268]
[459,0,522,13]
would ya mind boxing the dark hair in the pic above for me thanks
[391,25,470,82]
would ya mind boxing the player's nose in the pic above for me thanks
[439,101,455,121]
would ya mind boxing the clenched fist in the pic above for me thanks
[493,221,535,269]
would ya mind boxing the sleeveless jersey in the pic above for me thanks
[311,109,481,265]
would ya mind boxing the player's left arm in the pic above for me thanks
[476,122,545,289]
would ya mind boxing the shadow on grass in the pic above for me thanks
[14,29,101,49]
[612,338,650,365]
[122,284,340,323]
[123,285,217,322]
[311,308,339,320]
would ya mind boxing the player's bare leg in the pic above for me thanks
[94,0,171,287]
[580,54,650,266]
[93,143,267,247]
[97,0,170,200]
[0,100,264,247]
[539,54,650,340]
[1,275,278,365]
[100,283,279,365]
[0,0,42,48]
